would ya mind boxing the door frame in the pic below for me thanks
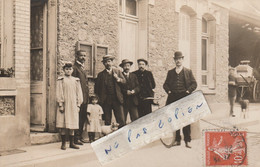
[46,0,58,132]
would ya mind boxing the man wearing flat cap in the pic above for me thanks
[72,50,89,144]
[163,51,197,148]
[94,55,126,128]
[120,59,140,122]
[133,58,156,117]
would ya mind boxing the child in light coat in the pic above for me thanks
[56,62,83,150]
[87,95,103,142]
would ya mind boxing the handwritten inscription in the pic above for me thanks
[91,91,211,164]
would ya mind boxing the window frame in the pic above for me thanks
[201,17,209,86]
[201,15,216,90]
[119,0,139,21]
[0,0,14,69]
[76,41,109,78]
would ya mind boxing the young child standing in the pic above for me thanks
[87,95,103,143]
[56,62,83,150]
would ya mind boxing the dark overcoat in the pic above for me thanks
[163,67,197,94]
[121,72,140,106]
[72,62,89,104]
[133,70,156,99]
[94,68,126,105]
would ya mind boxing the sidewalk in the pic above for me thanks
[0,103,259,167]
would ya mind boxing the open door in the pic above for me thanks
[30,0,47,132]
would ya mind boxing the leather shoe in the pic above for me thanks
[80,138,89,143]
[185,142,191,148]
[172,141,181,146]
[74,140,83,145]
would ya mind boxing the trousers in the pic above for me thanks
[75,103,88,139]
[102,95,125,128]
[123,98,139,122]
[166,91,191,142]
[137,99,152,117]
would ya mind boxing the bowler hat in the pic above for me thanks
[102,55,115,62]
[174,51,184,59]
[137,58,148,65]
[119,59,133,67]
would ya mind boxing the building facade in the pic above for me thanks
[0,0,231,151]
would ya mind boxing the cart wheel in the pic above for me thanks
[253,80,260,102]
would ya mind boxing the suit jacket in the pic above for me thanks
[94,68,126,105]
[163,67,197,94]
[121,72,140,106]
[133,70,156,99]
[72,62,89,104]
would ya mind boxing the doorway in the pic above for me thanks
[30,0,47,132]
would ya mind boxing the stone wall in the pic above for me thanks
[148,0,178,105]
[211,7,229,103]
[57,0,229,105]
[57,0,119,94]
[147,1,229,105]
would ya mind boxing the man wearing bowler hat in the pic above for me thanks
[133,58,156,117]
[119,59,140,122]
[163,51,197,148]
[94,55,126,128]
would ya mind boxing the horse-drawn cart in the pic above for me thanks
[235,60,260,102]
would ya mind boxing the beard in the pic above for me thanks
[139,67,145,71]
[124,69,130,73]
[79,59,85,64]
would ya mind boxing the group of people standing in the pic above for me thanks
[56,50,197,150]
[95,55,156,129]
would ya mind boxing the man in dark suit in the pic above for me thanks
[94,55,126,128]
[163,51,197,148]
[133,59,156,117]
[119,59,140,122]
[72,50,89,144]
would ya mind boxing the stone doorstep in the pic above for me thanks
[30,132,60,145]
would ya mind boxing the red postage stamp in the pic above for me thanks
[204,130,247,166]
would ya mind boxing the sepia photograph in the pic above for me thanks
[0,0,260,166]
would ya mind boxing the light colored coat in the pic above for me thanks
[56,76,83,129]
[87,104,103,132]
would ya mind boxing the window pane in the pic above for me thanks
[31,49,43,81]
[202,39,207,70]
[31,5,44,48]
[119,0,122,13]
[186,15,190,40]
[126,0,137,16]
[202,75,207,85]
[202,17,207,33]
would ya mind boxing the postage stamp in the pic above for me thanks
[203,129,247,166]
